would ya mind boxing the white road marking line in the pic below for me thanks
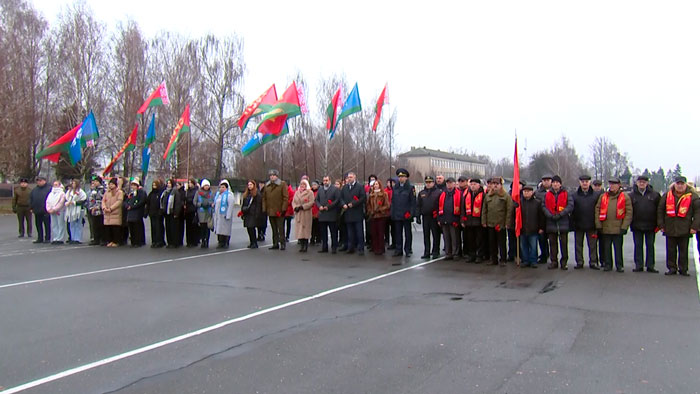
[693,236,700,303]
[0,244,275,290]
[0,257,444,394]
[0,245,92,259]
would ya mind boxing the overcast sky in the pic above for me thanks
[31,0,700,180]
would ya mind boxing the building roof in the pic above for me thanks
[398,147,487,164]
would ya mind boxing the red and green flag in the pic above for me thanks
[103,124,138,176]
[238,84,277,130]
[36,111,100,165]
[36,124,82,164]
[137,81,170,114]
[257,82,302,136]
[372,84,388,131]
[163,104,191,161]
[326,86,342,139]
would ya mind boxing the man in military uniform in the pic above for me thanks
[657,176,699,276]
[13,177,32,238]
[416,175,441,259]
[391,168,416,259]
[262,169,289,250]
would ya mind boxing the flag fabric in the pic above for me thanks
[163,104,191,161]
[372,84,388,131]
[137,82,170,114]
[512,137,522,238]
[36,111,100,164]
[142,114,156,177]
[326,87,342,139]
[238,85,278,130]
[103,124,138,176]
[257,82,301,135]
[36,124,81,163]
[337,83,361,125]
[241,123,289,156]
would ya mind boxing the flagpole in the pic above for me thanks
[515,129,521,267]
[186,126,191,181]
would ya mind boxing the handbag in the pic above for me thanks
[207,216,214,230]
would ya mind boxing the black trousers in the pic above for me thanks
[127,220,146,246]
[600,234,624,269]
[319,221,339,251]
[464,226,484,259]
[394,219,413,254]
[633,230,656,269]
[385,219,394,246]
[150,214,165,246]
[538,232,550,262]
[246,227,257,246]
[548,232,569,266]
[185,212,200,246]
[35,213,51,242]
[89,214,104,244]
[311,218,320,243]
[164,214,183,246]
[200,223,211,246]
[284,216,293,240]
[104,225,122,244]
[487,227,507,263]
[507,229,517,260]
[421,215,440,256]
[666,236,690,272]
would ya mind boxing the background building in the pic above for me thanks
[398,147,487,180]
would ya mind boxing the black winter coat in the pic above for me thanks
[630,185,660,232]
[29,183,51,214]
[145,187,164,217]
[241,193,262,228]
[391,181,416,221]
[125,189,147,222]
[572,187,602,232]
[315,185,341,222]
[417,186,441,216]
[461,188,485,227]
[520,196,545,235]
[184,186,198,215]
[437,188,460,225]
[160,187,185,217]
[340,182,366,223]
[542,187,574,234]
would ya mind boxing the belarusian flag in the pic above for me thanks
[163,104,191,161]
[257,82,301,135]
[326,86,342,139]
[103,124,138,176]
[238,84,277,130]
[137,81,170,114]
[372,84,388,131]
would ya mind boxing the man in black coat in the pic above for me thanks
[391,168,416,259]
[630,175,661,272]
[29,176,51,243]
[572,175,602,269]
[416,175,441,259]
[340,172,366,255]
[315,175,341,254]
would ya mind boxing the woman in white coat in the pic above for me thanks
[65,179,87,244]
[46,180,67,244]
[213,180,235,249]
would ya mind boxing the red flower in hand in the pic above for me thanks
[654,226,660,233]
[353,196,359,201]
[432,211,438,218]
[404,212,411,219]
[452,222,459,228]
[378,200,383,205]
[237,211,243,217]
[591,233,598,239]
[276,211,281,217]
[495,224,501,232]
[327,199,332,204]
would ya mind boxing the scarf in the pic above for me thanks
[439,189,461,216]
[666,191,692,218]
[464,190,483,217]
[219,190,230,214]
[545,189,568,215]
[599,191,626,221]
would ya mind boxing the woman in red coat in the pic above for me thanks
[284,184,295,242]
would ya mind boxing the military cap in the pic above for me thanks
[396,168,409,177]
[424,175,435,182]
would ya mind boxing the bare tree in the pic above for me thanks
[589,136,630,183]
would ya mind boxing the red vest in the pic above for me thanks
[439,189,461,216]
[666,192,692,218]
[464,191,483,217]
[599,192,626,221]
[545,190,568,215]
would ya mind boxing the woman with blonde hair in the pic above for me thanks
[292,179,315,252]
[366,179,391,254]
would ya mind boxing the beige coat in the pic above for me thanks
[292,188,315,239]
[102,188,124,226]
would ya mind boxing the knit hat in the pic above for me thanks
[551,175,563,183]
[201,179,211,188]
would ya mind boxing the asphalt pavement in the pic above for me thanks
[0,214,699,394]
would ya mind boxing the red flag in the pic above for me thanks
[163,104,191,161]
[326,87,342,134]
[238,84,277,130]
[103,124,138,176]
[137,82,170,114]
[372,84,388,131]
[258,82,301,136]
[512,137,522,237]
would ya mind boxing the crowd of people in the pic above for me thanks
[10,169,700,276]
